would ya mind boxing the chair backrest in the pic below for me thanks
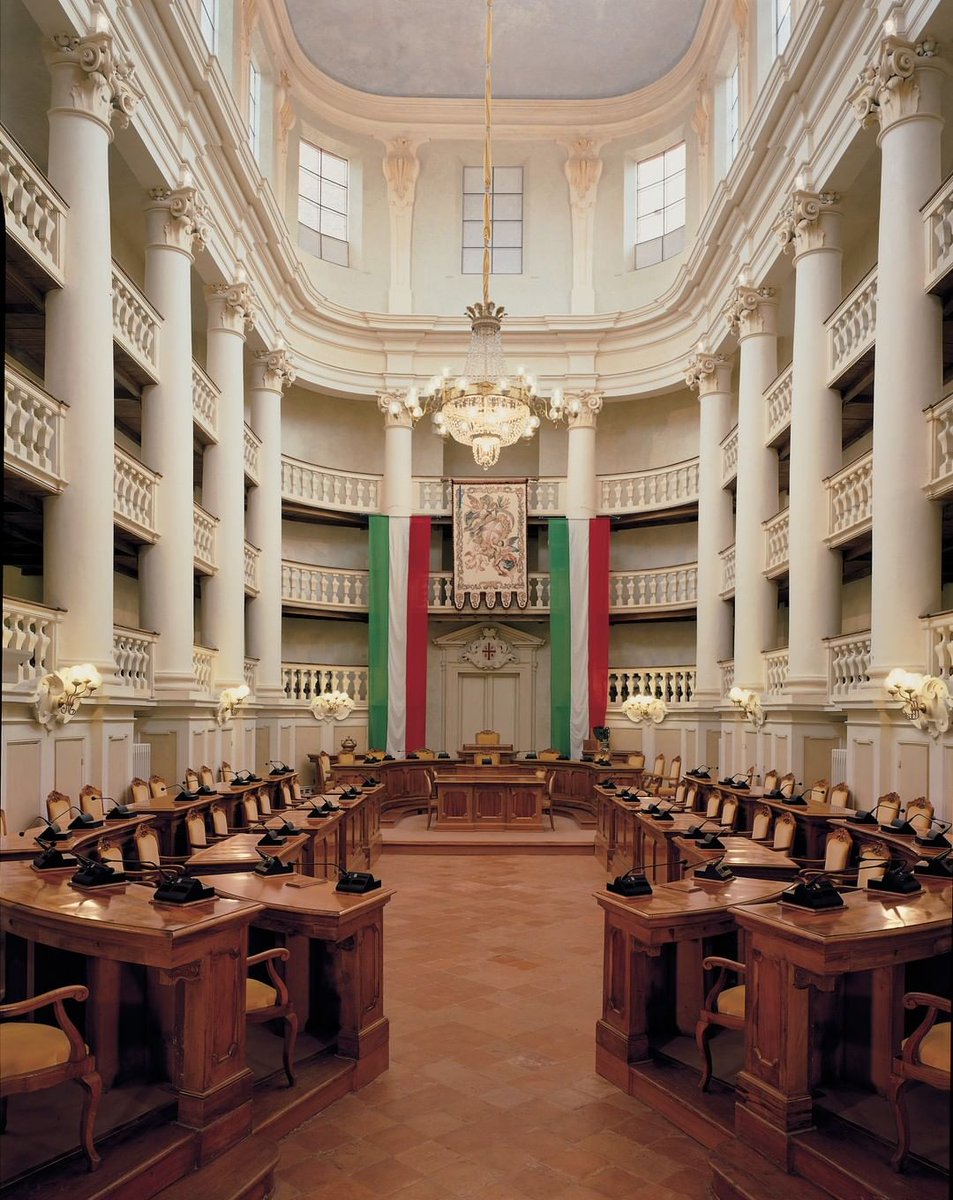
[673,782,688,808]
[823,828,853,873]
[652,753,665,776]
[129,777,150,807]
[98,836,124,870]
[828,781,851,806]
[184,768,200,791]
[242,794,260,825]
[186,810,209,849]
[906,797,934,837]
[858,842,889,888]
[79,785,104,822]
[763,769,779,792]
[751,806,772,840]
[258,788,273,816]
[539,748,560,761]
[809,779,830,804]
[779,773,796,798]
[134,824,162,870]
[876,792,901,824]
[279,780,293,808]
[475,730,500,745]
[684,783,698,810]
[337,752,356,765]
[149,775,170,800]
[772,812,796,851]
[47,790,71,825]
[0,809,5,836]
[705,791,722,820]
[667,756,682,783]
[627,752,645,769]
[210,804,229,837]
[720,797,739,828]
[221,761,236,783]
[199,765,215,789]
[414,748,436,760]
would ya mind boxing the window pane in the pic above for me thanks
[665,142,686,173]
[298,222,320,257]
[637,154,663,187]
[493,167,522,193]
[462,220,485,248]
[664,198,686,233]
[320,179,347,213]
[321,152,348,186]
[492,221,522,248]
[492,193,522,221]
[463,166,484,193]
[635,238,663,269]
[463,193,484,220]
[321,235,349,266]
[637,211,664,242]
[664,225,686,258]
[664,169,685,205]
[492,247,522,274]
[298,168,319,202]
[321,208,347,240]
[298,198,319,230]
[638,182,664,216]
[299,141,320,172]
[462,247,484,274]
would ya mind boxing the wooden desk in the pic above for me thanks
[433,770,546,829]
[636,810,708,882]
[129,794,218,855]
[0,861,262,1159]
[739,793,852,858]
[674,835,800,881]
[202,872,393,1087]
[731,884,953,1167]
[0,814,154,863]
[829,818,953,869]
[595,876,786,1093]
[186,831,310,874]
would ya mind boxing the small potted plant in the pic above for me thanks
[592,726,611,763]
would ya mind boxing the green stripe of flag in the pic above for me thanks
[368,515,390,749]
[548,518,572,757]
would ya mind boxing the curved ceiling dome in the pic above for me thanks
[283,0,706,101]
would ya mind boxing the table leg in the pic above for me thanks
[331,918,388,1087]
[675,940,704,1036]
[595,916,659,1090]
[86,957,121,1090]
[870,964,905,1094]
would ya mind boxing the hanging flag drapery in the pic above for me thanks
[548,517,610,759]
[368,515,431,755]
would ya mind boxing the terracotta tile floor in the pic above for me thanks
[274,853,712,1199]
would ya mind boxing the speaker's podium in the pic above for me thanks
[459,730,517,765]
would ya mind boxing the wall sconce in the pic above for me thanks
[621,694,668,725]
[728,686,766,730]
[884,669,951,739]
[216,683,250,727]
[310,690,355,722]
[34,663,103,729]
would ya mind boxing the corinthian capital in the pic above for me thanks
[564,139,603,212]
[684,351,731,397]
[382,139,420,212]
[774,189,840,257]
[849,35,942,133]
[254,345,296,392]
[723,283,777,339]
[565,391,603,429]
[48,20,141,133]
[146,184,212,254]
[205,280,256,335]
[377,391,418,429]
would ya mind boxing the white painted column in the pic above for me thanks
[382,139,420,313]
[140,180,210,694]
[781,189,843,696]
[377,397,415,517]
[565,392,603,517]
[42,21,140,681]
[203,279,255,690]
[247,343,296,699]
[851,33,945,678]
[685,351,734,702]
[725,282,779,691]
[564,139,603,316]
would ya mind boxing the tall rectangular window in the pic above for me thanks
[298,141,349,267]
[248,61,262,161]
[462,166,523,275]
[726,65,740,168]
[199,0,217,54]
[634,142,686,269]
[775,0,793,54]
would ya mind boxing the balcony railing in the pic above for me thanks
[720,427,738,487]
[192,362,218,442]
[429,571,550,613]
[114,447,159,541]
[4,359,67,492]
[720,661,735,698]
[1,123,66,285]
[282,457,381,513]
[924,611,953,681]
[414,477,564,516]
[926,392,953,500]
[193,504,218,574]
[244,659,257,695]
[609,565,697,610]
[763,648,789,695]
[765,364,793,444]
[826,450,873,546]
[719,544,736,599]
[924,174,953,293]
[2,598,61,685]
[243,425,261,485]
[111,262,161,383]
[600,459,699,514]
[193,646,215,693]
[244,541,260,595]
[827,266,877,387]
[606,666,695,707]
[282,663,369,704]
[113,627,156,694]
[763,509,790,577]
[283,563,369,610]
[827,631,871,700]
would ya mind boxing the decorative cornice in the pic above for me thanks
[47,26,141,133]
[723,284,777,339]
[849,35,942,133]
[564,139,603,213]
[146,184,211,254]
[774,189,840,257]
[253,346,296,392]
[684,351,731,396]
[205,281,256,334]
[381,138,421,212]
[566,390,604,429]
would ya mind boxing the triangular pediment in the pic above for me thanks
[432,621,546,649]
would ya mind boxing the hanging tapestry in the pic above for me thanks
[452,479,528,609]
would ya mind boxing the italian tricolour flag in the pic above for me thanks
[549,517,610,759]
[368,515,431,755]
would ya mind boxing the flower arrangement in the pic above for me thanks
[621,694,667,725]
[310,690,355,722]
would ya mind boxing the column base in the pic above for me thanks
[780,675,829,705]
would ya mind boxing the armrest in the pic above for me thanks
[247,947,291,1007]
[701,957,746,1013]
[0,985,90,1062]
[900,992,950,1065]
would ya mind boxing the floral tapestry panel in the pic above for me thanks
[452,480,528,609]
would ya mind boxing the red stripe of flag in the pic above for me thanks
[587,516,610,731]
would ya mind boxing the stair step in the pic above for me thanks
[150,1134,277,1200]
[710,1139,830,1200]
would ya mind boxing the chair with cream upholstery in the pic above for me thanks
[857,841,890,888]
[241,793,261,826]
[78,786,105,822]
[475,730,500,746]
[185,809,213,852]
[829,781,851,807]
[317,752,332,790]
[626,751,646,770]
[129,778,150,808]
[148,775,170,801]
[888,992,950,1171]
[809,779,830,804]
[133,823,190,872]
[778,773,797,798]
[906,797,934,838]
[425,769,438,829]
[245,948,298,1087]
[0,809,5,836]
[538,748,561,762]
[876,792,902,825]
[210,803,234,838]
[184,768,200,792]
[221,761,236,784]
[750,805,773,842]
[719,796,740,831]
[795,827,854,874]
[763,769,779,793]
[97,836,125,871]
[704,790,722,821]
[642,754,667,794]
[198,765,216,790]
[0,985,102,1170]
[46,791,72,827]
[258,785,274,817]
[656,756,682,800]
[672,782,689,811]
[771,811,797,852]
[541,772,556,830]
[695,956,746,1091]
[413,748,436,760]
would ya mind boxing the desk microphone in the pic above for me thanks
[326,861,382,894]
[267,760,291,775]
[783,787,809,807]
[866,859,922,895]
[232,769,262,785]
[607,868,653,897]
[914,847,953,878]
[20,815,71,844]
[914,818,953,849]
[104,796,137,819]
[683,818,727,840]
[848,798,895,825]
[780,867,853,910]
[695,855,734,883]
[60,805,103,831]
[68,849,127,889]
[254,850,294,876]
[249,822,287,847]
[880,812,920,837]
[687,765,713,779]
[169,782,200,803]
[136,859,217,904]
[645,800,677,821]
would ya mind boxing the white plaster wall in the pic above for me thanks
[283,520,369,570]
[114,573,140,630]
[610,522,699,570]
[841,576,872,636]
[283,617,368,664]
[595,392,698,471]
[281,388,384,472]
[609,620,696,665]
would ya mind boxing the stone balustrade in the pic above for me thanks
[765,363,792,444]
[114,447,159,541]
[111,262,161,382]
[763,509,789,577]
[192,361,219,441]
[924,611,953,681]
[2,599,60,686]
[926,391,953,500]
[827,631,872,700]
[720,661,735,698]
[193,504,218,574]
[924,173,953,294]
[827,265,877,386]
[720,427,738,487]
[600,459,699,514]
[244,659,257,695]
[113,627,156,693]
[192,646,215,693]
[282,562,370,610]
[1,122,66,285]
[609,565,697,611]
[243,424,261,485]
[606,666,696,707]
[282,663,369,704]
[763,648,789,695]
[4,359,67,491]
[244,541,260,595]
[282,456,381,513]
[826,449,873,546]
[719,544,736,598]
[428,572,551,613]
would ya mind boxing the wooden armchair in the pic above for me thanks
[198,765,216,790]
[541,772,556,830]
[642,754,667,793]
[719,796,740,831]
[425,769,438,830]
[245,948,298,1087]
[240,793,261,826]
[695,956,746,1091]
[829,781,851,807]
[475,730,501,746]
[148,775,170,800]
[778,773,796,798]
[184,809,219,852]
[906,797,934,838]
[538,748,561,762]
[704,790,722,820]
[184,768,200,792]
[763,769,779,793]
[771,811,797,853]
[0,985,103,1170]
[129,777,151,808]
[857,841,890,888]
[46,790,72,826]
[132,824,191,873]
[876,792,902,825]
[809,778,830,804]
[795,827,854,875]
[626,751,646,770]
[221,761,236,784]
[749,805,773,842]
[78,785,105,822]
[889,992,950,1171]
[656,756,682,799]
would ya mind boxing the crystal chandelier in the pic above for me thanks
[382,0,568,470]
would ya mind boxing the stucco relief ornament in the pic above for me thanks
[148,183,212,254]
[774,191,839,255]
[565,390,604,429]
[564,138,603,212]
[382,138,420,210]
[723,284,776,337]
[51,24,142,130]
[849,35,939,130]
[684,350,729,393]
[255,344,296,391]
[460,628,517,671]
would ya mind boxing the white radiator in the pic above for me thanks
[132,743,151,780]
[830,748,847,786]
